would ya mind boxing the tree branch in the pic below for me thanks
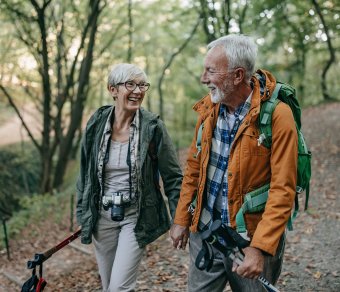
[157,16,201,119]
[0,85,41,152]
[99,20,125,55]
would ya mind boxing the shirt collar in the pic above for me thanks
[219,91,253,119]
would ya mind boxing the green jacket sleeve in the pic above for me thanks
[76,131,87,226]
[156,120,183,219]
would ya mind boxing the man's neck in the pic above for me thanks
[222,85,252,114]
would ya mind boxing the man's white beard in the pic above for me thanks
[210,87,224,104]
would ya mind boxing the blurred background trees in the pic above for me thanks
[0,0,339,199]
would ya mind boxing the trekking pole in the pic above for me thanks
[211,220,280,292]
[27,229,81,269]
[197,220,280,292]
[228,249,280,292]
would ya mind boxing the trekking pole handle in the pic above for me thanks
[27,229,81,269]
[228,250,280,292]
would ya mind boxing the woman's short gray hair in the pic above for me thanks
[207,34,257,82]
[107,63,147,88]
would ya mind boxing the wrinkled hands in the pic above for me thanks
[170,224,189,250]
[232,246,264,279]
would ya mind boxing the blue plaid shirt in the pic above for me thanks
[198,94,252,231]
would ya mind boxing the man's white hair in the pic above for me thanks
[107,63,147,87]
[207,34,258,82]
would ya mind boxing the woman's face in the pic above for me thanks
[109,77,148,113]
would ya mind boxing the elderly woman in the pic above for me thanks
[76,63,182,291]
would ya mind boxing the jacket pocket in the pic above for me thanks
[242,129,271,157]
[141,200,159,230]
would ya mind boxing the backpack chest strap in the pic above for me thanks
[236,184,270,234]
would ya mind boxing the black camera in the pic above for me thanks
[102,192,130,221]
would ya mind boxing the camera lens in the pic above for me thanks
[111,204,125,221]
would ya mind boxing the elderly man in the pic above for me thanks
[170,34,297,291]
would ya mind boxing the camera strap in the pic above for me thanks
[126,138,133,202]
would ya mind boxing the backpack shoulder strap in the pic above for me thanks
[194,122,204,158]
[258,83,282,148]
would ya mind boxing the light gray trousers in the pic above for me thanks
[188,232,285,292]
[93,207,144,292]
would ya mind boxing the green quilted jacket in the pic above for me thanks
[76,106,182,247]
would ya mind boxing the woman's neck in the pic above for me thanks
[111,108,136,142]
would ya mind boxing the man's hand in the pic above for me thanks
[232,246,264,279]
[170,224,189,250]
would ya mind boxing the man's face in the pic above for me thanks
[201,46,234,104]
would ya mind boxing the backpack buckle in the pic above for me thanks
[257,133,266,146]
[193,149,201,158]
[188,203,195,215]
[296,186,303,194]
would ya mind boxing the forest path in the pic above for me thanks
[0,102,339,291]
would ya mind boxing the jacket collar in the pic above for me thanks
[139,107,159,123]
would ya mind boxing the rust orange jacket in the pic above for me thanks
[173,70,298,256]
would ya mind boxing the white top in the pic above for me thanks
[103,140,130,197]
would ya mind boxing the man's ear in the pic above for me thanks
[233,68,246,86]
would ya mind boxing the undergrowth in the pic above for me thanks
[0,149,79,249]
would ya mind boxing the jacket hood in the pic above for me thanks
[192,69,277,117]
[252,69,277,103]
[140,107,159,122]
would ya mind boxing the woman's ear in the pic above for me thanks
[108,85,117,99]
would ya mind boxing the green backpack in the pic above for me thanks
[236,81,312,233]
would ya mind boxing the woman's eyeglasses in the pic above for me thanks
[116,81,150,92]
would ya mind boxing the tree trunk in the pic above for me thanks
[53,0,101,189]
[37,5,53,193]
[199,0,216,43]
[311,0,336,101]
[127,0,133,62]
[238,1,248,34]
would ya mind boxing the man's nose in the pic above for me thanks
[201,71,208,84]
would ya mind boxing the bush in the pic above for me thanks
[0,144,40,218]
[0,187,74,248]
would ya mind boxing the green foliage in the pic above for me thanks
[0,143,40,218]
[0,0,339,159]
[0,140,78,248]
[0,187,72,248]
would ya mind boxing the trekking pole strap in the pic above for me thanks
[196,221,281,292]
[195,240,214,271]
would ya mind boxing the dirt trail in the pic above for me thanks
[0,102,339,291]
